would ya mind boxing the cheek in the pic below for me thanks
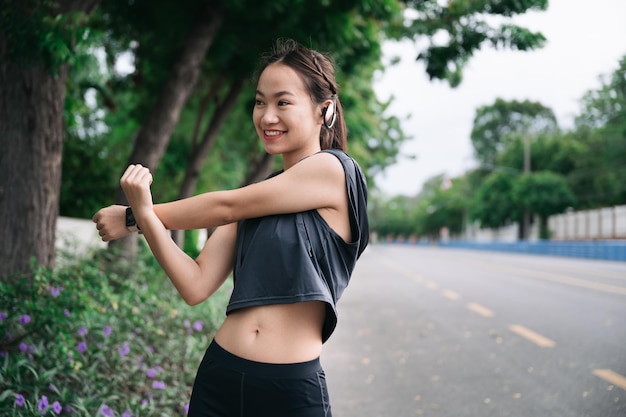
[252,109,261,126]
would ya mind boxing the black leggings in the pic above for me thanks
[187,340,332,417]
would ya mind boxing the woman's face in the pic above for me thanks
[253,64,323,165]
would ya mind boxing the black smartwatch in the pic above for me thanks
[125,207,141,232]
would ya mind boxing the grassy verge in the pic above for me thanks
[1,243,231,416]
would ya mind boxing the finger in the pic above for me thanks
[121,164,136,181]
[123,164,150,185]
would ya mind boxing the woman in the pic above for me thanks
[93,38,369,417]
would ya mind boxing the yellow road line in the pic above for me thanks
[442,290,461,301]
[479,262,626,296]
[509,325,556,348]
[425,281,439,290]
[467,302,494,318]
[592,369,626,391]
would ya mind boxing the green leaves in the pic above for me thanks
[393,0,547,85]
[0,246,231,416]
[1,2,91,73]
[471,98,558,166]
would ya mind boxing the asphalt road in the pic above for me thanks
[322,244,626,417]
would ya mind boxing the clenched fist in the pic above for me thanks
[92,204,131,242]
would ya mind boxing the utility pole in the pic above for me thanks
[522,134,531,240]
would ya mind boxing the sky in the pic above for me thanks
[373,0,626,196]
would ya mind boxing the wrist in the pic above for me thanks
[125,207,141,232]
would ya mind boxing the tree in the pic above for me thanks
[469,171,519,230]
[470,98,558,167]
[3,0,551,277]
[512,171,575,239]
[0,0,100,280]
[414,175,466,239]
[570,55,626,208]
[391,0,548,87]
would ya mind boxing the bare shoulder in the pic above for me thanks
[290,151,346,183]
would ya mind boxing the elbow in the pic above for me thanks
[181,292,207,306]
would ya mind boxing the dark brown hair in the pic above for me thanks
[255,39,347,151]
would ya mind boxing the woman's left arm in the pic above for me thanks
[93,152,345,240]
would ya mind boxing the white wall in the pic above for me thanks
[548,205,626,240]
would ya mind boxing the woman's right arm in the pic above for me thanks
[92,190,234,242]
[92,201,236,305]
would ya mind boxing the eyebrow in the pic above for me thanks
[255,90,296,98]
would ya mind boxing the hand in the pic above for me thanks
[92,205,130,242]
[120,164,154,218]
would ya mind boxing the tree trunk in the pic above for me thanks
[112,2,224,256]
[0,0,100,281]
[242,152,275,187]
[171,78,245,247]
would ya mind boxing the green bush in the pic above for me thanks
[0,244,231,416]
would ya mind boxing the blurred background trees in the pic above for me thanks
[1,0,552,278]
[372,57,626,242]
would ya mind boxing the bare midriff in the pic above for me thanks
[214,301,326,364]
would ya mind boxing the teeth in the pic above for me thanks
[265,130,282,136]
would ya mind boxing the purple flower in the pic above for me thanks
[184,403,189,414]
[0,312,7,321]
[152,380,166,389]
[15,394,25,407]
[38,395,49,412]
[146,368,157,378]
[77,326,88,336]
[141,399,148,406]
[52,401,62,415]
[121,410,133,417]
[50,286,63,297]
[77,341,87,353]
[192,320,203,332]
[19,342,28,352]
[183,320,190,328]
[100,404,114,417]
[64,309,70,317]
[103,326,112,337]
[118,341,130,357]
[19,315,31,325]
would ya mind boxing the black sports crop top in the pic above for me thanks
[226,149,369,342]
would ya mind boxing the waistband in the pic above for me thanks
[207,339,322,378]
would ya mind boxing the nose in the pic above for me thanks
[260,106,279,125]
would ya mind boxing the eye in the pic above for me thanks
[254,98,265,106]
[278,100,290,107]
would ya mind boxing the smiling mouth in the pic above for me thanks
[264,130,284,137]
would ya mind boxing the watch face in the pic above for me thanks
[125,207,136,227]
